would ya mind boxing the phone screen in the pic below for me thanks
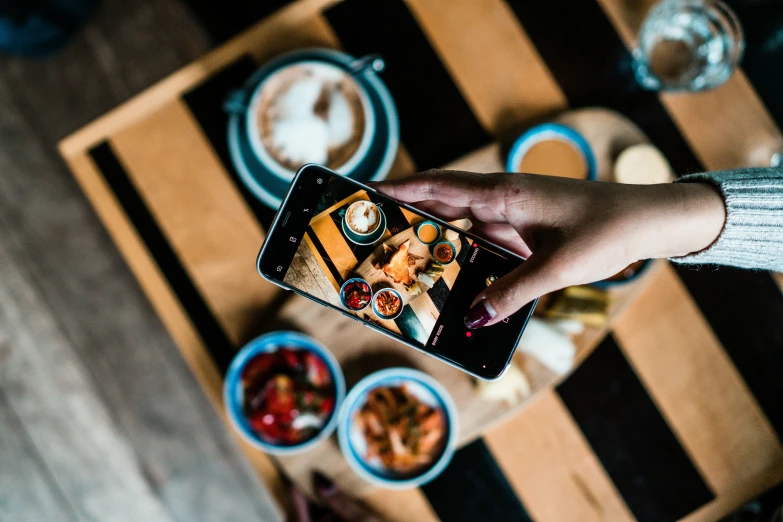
[258,166,535,379]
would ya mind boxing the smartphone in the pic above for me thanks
[257,165,536,380]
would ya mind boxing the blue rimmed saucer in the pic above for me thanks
[506,123,598,181]
[226,49,399,209]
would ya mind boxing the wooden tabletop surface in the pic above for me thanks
[58,0,783,521]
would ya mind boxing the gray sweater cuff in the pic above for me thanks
[672,168,783,271]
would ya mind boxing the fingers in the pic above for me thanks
[400,200,532,256]
[468,222,533,258]
[409,199,473,222]
[464,251,560,328]
[375,169,501,206]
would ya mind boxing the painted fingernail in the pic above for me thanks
[312,471,337,497]
[464,299,497,329]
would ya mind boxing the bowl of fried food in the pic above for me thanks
[338,368,459,488]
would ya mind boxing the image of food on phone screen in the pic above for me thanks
[262,168,535,378]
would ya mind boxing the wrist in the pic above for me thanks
[628,182,726,260]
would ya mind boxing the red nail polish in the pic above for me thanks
[464,299,497,329]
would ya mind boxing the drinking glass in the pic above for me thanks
[632,0,744,92]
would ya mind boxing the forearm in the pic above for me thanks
[671,168,783,271]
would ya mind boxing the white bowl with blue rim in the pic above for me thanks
[371,287,404,320]
[225,49,400,209]
[338,368,459,489]
[223,331,345,456]
[506,122,598,181]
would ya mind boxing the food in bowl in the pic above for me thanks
[373,288,403,319]
[340,278,372,311]
[432,241,455,264]
[241,347,336,446]
[354,384,447,474]
[416,221,440,245]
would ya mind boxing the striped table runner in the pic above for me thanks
[59,0,783,520]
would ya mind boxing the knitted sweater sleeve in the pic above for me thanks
[672,167,783,271]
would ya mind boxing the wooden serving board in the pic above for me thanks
[352,226,464,302]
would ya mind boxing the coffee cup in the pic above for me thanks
[506,123,597,181]
[343,200,384,239]
[241,57,379,181]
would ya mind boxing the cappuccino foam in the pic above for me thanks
[347,201,379,234]
[257,63,365,171]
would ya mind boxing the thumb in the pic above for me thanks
[464,252,558,329]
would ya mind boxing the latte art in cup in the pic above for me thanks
[346,201,380,235]
[256,63,366,172]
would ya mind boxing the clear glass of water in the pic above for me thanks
[632,0,744,92]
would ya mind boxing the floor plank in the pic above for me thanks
[0,389,75,522]
[0,0,284,520]
[0,225,171,522]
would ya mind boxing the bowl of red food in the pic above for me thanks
[340,277,373,312]
[224,331,345,455]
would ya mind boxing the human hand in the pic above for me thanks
[376,170,725,328]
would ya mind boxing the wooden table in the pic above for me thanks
[59,1,783,521]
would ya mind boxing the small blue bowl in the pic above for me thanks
[506,123,598,181]
[371,288,404,320]
[338,368,459,489]
[339,277,373,311]
[223,331,345,456]
[432,240,456,265]
[416,220,441,245]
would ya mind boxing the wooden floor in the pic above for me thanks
[0,1,280,520]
